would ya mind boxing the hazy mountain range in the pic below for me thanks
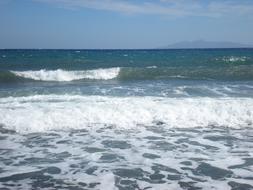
[160,40,252,49]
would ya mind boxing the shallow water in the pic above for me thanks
[1,126,253,190]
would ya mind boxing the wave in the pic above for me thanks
[1,65,253,83]
[119,66,253,81]
[0,95,252,133]
[221,56,248,63]
[11,68,120,81]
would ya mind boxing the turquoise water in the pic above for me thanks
[1,49,253,80]
[0,49,253,189]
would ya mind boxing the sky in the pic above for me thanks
[0,0,253,49]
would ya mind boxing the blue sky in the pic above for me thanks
[0,0,253,49]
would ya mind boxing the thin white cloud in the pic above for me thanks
[208,1,253,16]
[35,0,253,18]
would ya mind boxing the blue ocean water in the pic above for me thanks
[0,49,253,189]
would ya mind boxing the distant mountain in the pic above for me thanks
[161,40,252,49]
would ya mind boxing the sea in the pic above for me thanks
[0,49,253,190]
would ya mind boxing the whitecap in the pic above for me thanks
[146,66,157,69]
[11,68,120,81]
[222,56,248,62]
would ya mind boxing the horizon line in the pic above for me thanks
[1,47,253,50]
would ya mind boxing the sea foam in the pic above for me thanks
[0,95,252,133]
[222,56,248,63]
[11,68,120,81]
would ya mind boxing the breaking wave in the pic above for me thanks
[11,68,120,81]
[0,64,253,83]
[0,95,252,133]
[222,56,248,63]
